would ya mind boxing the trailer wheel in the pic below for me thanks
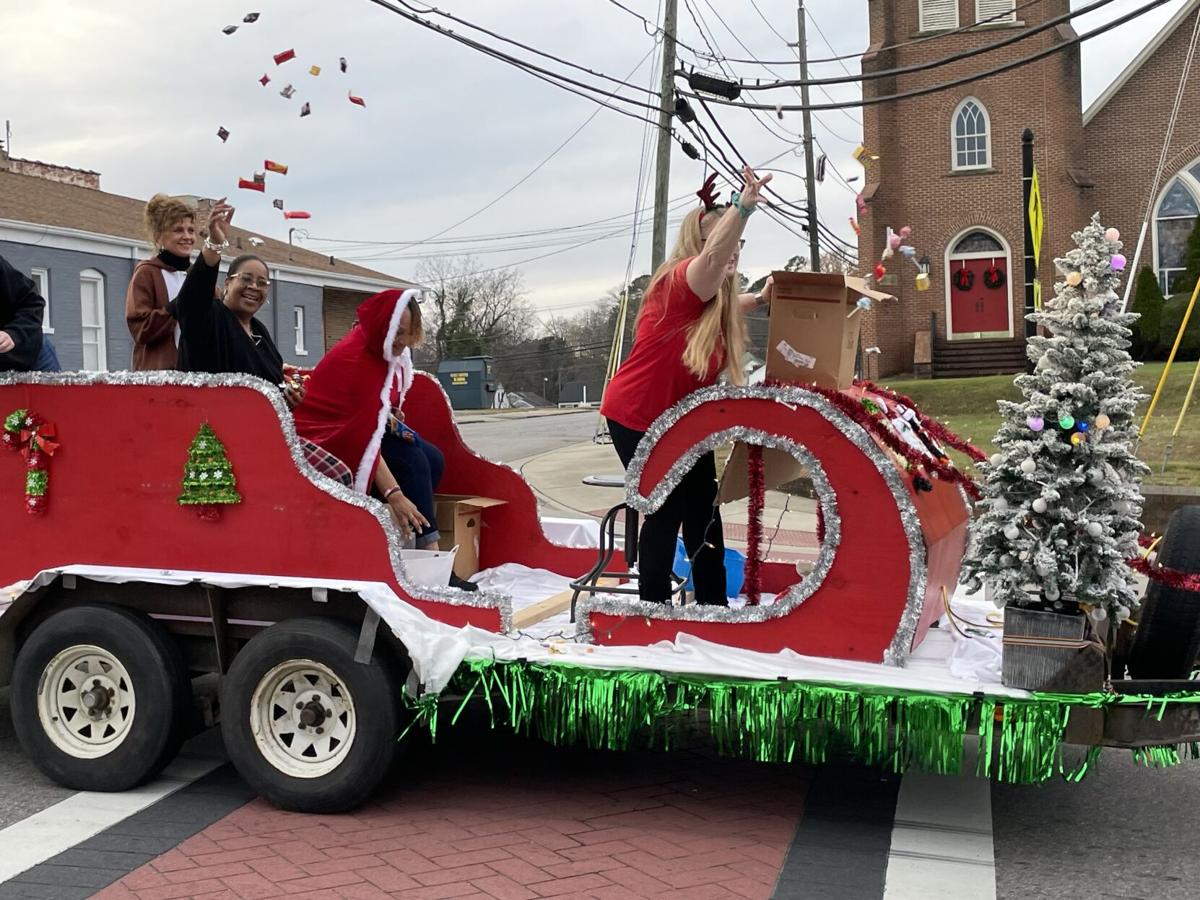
[220,618,402,813]
[10,605,191,791]
[1129,505,1200,679]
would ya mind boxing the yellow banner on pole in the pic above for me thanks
[1029,167,1044,269]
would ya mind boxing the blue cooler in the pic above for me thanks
[672,538,746,600]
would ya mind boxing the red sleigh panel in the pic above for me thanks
[582,386,970,663]
[0,375,502,631]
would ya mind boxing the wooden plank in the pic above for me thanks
[512,579,618,630]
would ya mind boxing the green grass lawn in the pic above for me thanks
[883,362,1200,487]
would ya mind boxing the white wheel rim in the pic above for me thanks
[36,644,137,758]
[249,659,356,779]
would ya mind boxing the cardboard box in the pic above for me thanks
[434,495,507,578]
[765,271,894,390]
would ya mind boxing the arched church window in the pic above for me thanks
[952,99,991,171]
[952,231,1004,255]
[1155,177,1199,295]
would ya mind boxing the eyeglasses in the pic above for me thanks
[232,272,271,290]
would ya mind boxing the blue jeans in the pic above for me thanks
[35,337,62,372]
[380,427,445,547]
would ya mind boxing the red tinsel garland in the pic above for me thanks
[1126,556,1200,593]
[768,380,983,500]
[745,444,764,605]
[856,380,988,463]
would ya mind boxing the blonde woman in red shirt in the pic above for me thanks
[600,166,774,606]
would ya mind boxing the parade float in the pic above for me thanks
[2,217,1199,813]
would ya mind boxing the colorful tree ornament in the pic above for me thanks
[178,424,241,520]
[1105,228,1120,242]
[1066,271,1083,287]
[1059,414,1075,429]
[1111,253,1127,271]
[1095,413,1111,429]
[1027,415,1044,432]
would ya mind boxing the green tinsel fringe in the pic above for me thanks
[400,658,1200,786]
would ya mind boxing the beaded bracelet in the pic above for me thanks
[729,190,755,219]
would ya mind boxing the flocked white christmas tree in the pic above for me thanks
[961,214,1148,623]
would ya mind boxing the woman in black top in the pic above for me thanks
[176,199,303,408]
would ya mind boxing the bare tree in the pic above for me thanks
[414,256,536,364]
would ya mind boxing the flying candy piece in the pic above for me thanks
[852,144,880,163]
[865,346,881,354]
[280,84,295,99]
[340,57,348,73]
[259,73,271,86]
[887,228,902,251]
[816,154,827,184]
[348,92,366,108]
[881,245,894,260]
[222,25,238,35]
[272,198,284,210]
[873,263,886,280]
[283,211,311,220]
[309,65,321,76]
[775,104,783,120]
[855,192,867,216]
[899,245,917,259]
[274,49,296,65]
[300,102,311,117]
[243,12,260,23]
[849,216,860,235]
[899,225,912,238]
[216,127,230,143]
[238,177,266,193]
[264,160,288,175]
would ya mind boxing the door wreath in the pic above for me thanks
[983,264,1006,289]
[953,267,974,291]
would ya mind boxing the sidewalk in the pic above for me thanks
[520,441,821,564]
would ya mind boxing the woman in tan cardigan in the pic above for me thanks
[125,194,195,370]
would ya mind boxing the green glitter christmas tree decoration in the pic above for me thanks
[178,424,241,507]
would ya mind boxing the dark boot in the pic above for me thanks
[449,572,479,592]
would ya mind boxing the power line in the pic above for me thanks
[679,0,1172,110]
[731,0,1121,90]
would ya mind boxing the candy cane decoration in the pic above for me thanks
[3,409,60,514]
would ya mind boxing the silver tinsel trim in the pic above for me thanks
[576,427,840,637]
[0,371,511,628]
[577,383,928,664]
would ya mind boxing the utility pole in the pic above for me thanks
[651,0,678,273]
[797,0,821,270]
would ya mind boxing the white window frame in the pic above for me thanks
[920,0,959,32]
[976,0,1017,26]
[952,97,991,171]
[79,268,108,372]
[1153,164,1200,296]
[293,305,308,356]
[30,267,52,333]
[943,226,1014,341]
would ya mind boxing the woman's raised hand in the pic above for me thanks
[739,166,773,211]
[208,199,235,245]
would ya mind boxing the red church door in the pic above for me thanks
[946,231,1013,340]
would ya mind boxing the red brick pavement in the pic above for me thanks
[94,734,810,899]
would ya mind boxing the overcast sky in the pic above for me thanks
[0,0,1188,323]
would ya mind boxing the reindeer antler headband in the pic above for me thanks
[696,172,723,223]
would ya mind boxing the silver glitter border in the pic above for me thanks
[577,384,928,665]
[0,371,512,629]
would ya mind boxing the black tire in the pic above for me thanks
[220,617,403,813]
[1129,505,1200,679]
[10,604,192,792]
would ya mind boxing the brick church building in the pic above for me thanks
[856,0,1200,379]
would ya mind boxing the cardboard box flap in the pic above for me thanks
[844,275,895,304]
[438,495,508,511]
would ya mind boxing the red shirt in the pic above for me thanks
[600,257,723,432]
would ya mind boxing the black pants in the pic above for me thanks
[607,418,727,605]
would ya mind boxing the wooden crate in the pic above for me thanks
[1002,605,1105,692]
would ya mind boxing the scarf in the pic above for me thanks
[157,249,191,271]
[293,288,419,493]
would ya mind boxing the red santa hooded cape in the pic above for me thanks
[293,288,419,493]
